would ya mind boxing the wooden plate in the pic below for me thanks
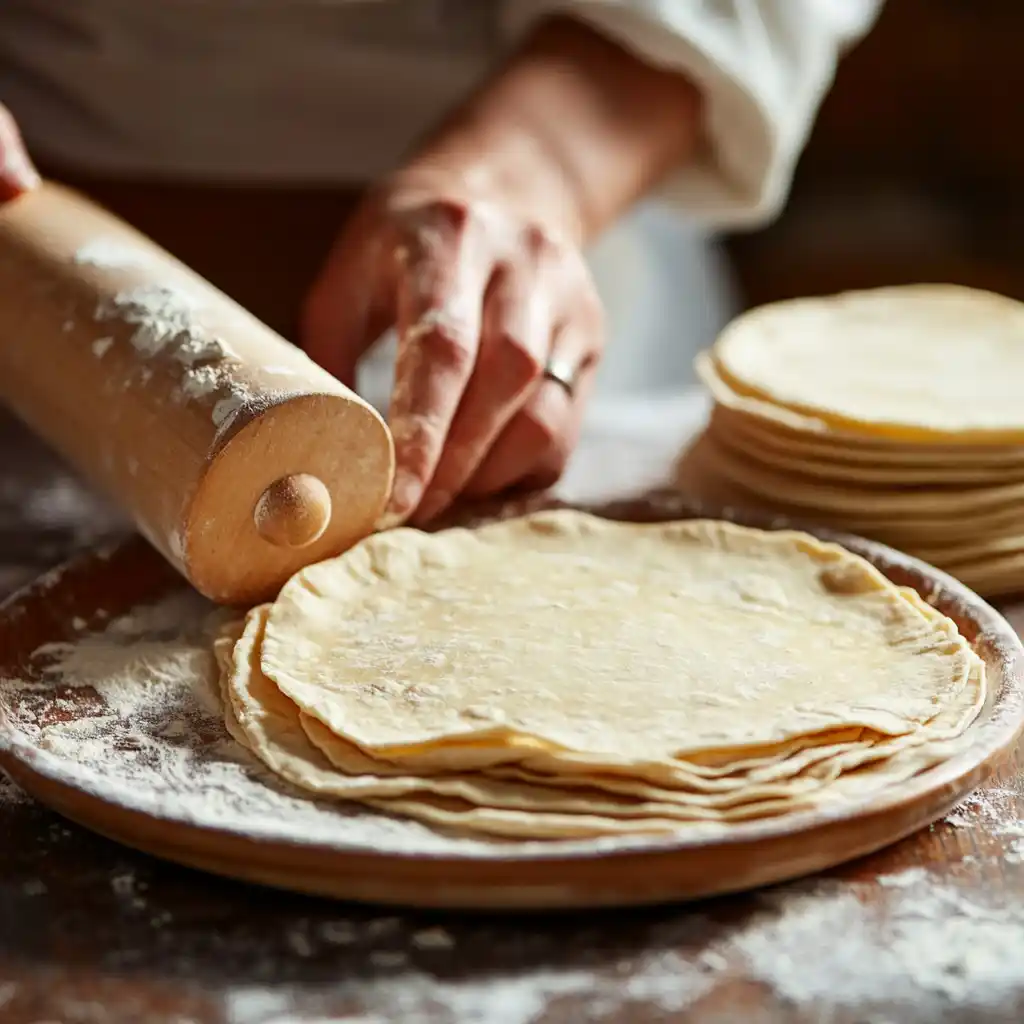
[1,492,1022,912]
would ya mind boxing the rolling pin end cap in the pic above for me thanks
[254,473,332,549]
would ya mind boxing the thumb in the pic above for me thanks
[0,104,40,203]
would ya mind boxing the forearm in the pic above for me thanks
[406,16,703,242]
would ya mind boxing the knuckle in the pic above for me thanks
[402,198,471,260]
[390,415,441,472]
[520,403,562,454]
[521,223,552,257]
[497,333,544,386]
[430,196,471,235]
[417,320,476,373]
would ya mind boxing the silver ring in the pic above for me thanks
[543,357,577,397]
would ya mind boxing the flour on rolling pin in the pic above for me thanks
[0,185,394,604]
[97,286,253,435]
[77,239,257,440]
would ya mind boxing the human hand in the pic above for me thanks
[303,168,603,527]
[0,103,40,203]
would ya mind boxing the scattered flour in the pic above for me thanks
[945,786,1023,833]
[0,473,122,548]
[212,393,247,429]
[877,865,932,889]
[411,927,455,951]
[724,871,1024,1018]
[91,336,114,359]
[0,592,528,858]
[178,364,221,401]
[74,239,151,269]
[222,940,718,1024]
[219,872,1024,1024]
[109,870,139,899]
[319,921,359,946]
[285,927,317,959]
[0,771,31,807]
[944,785,1024,870]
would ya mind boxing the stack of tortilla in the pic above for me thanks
[681,285,1024,599]
[214,509,984,840]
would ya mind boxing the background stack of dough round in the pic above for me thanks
[681,285,1024,599]
[214,509,984,840]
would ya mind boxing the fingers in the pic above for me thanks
[0,104,40,203]
[464,321,599,499]
[301,202,397,389]
[410,260,550,524]
[303,184,603,524]
[519,356,599,493]
[383,202,492,525]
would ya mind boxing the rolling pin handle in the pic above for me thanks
[254,474,333,550]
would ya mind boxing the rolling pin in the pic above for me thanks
[0,183,395,605]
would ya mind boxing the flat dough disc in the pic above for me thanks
[712,285,1024,442]
[223,608,831,837]
[299,707,873,794]
[697,433,1024,518]
[698,355,1024,469]
[494,585,985,795]
[221,601,984,840]
[677,434,1024,550]
[259,512,975,769]
[710,416,1024,487]
[708,404,1024,471]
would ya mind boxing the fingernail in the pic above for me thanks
[381,468,423,528]
[375,509,405,532]
[411,489,453,527]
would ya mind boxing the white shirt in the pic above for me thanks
[0,0,880,226]
[0,0,881,449]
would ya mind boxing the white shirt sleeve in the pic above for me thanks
[501,0,883,229]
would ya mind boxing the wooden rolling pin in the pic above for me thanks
[0,183,395,605]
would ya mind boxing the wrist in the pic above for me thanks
[408,16,703,241]
[404,109,588,244]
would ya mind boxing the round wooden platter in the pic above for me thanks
[0,491,1022,913]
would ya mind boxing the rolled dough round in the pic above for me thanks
[259,512,976,767]
[214,513,985,840]
[712,285,1024,442]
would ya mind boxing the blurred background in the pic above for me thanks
[725,0,1022,307]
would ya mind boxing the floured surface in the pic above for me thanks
[0,592,523,858]
[215,866,1024,1024]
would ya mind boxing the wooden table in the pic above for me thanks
[2,410,1023,1024]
